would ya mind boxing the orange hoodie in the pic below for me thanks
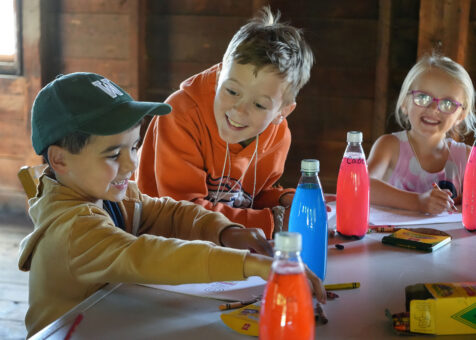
[137,64,294,238]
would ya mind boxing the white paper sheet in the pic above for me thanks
[368,204,462,226]
[142,276,266,301]
[326,201,462,226]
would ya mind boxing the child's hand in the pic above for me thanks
[243,253,326,304]
[220,227,273,256]
[279,192,294,208]
[303,264,326,304]
[418,187,456,214]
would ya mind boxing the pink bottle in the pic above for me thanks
[463,142,476,231]
[336,131,369,238]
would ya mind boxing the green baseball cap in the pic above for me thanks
[31,72,172,155]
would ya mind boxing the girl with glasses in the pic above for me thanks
[367,54,476,214]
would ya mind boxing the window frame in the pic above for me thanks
[0,0,22,75]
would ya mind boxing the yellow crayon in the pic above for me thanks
[325,282,360,290]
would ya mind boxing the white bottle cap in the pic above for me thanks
[301,159,319,172]
[347,131,363,143]
[274,232,302,252]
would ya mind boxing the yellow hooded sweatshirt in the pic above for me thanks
[18,171,248,337]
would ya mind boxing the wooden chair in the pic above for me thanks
[17,164,47,199]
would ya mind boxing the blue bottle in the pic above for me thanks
[288,159,328,280]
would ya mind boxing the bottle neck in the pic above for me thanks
[299,171,320,185]
[272,249,305,273]
[344,142,365,156]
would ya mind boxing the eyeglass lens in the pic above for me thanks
[412,91,459,114]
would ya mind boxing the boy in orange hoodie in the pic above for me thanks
[137,7,314,238]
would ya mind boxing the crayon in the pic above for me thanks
[64,313,83,340]
[432,183,458,212]
[218,296,261,311]
[369,225,399,233]
[325,282,360,290]
[315,302,328,324]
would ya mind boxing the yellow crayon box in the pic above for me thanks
[220,302,260,337]
[405,282,476,335]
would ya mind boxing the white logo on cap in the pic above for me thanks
[91,78,124,98]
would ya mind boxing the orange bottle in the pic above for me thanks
[259,232,315,339]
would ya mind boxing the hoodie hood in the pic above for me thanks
[18,173,101,272]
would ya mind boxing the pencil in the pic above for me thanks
[315,302,328,324]
[432,183,458,212]
[325,282,360,290]
[64,313,83,340]
[218,296,261,311]
[369,225,399,233]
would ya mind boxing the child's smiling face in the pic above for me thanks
[405,68,467,139]
[54,125,141,205]
[213,62,296,145]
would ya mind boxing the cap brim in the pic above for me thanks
[78,101,171,136]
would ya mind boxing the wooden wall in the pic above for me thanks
[0,1,43,212]
[1,0,476,212]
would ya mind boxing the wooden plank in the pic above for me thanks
[465,22,476,71]
[148,0,252,16]
[306,67,375,99]
[147,62,376,101]
[0,120,31,157]
[252,0,268,15]
[393,0,420,19]
[134,0,147,100]
[0,319,27,340]
[389,17,419,69]
[60,0,134,13]
[59,13,130,59]
[59,58,133,87]
[0,283,28,303]
[288,97,374,139]
[270,0,378,19]
[20,0,43,162]
[298,18,378,68]
[0,300,28,323]
[147,61,216,97]
[372,0,392,141]
[418,0,471,63]
[0,77,25,95]
[283,140,350,192]
[0,94,26,120]
[0,158,36,191]
[147,15,246,63]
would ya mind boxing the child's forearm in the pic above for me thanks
[370,177,421,211]
[243,253,272,280]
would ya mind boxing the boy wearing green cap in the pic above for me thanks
[18,72,325,337]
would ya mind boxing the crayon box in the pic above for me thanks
[405,282,476,335]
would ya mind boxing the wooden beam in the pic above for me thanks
[129,0,147,100]
[252,0,269,15]
[372,0,392,141]
[418,0,470,64]
[22,0,44,166]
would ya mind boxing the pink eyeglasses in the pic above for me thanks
[408,90,464,114]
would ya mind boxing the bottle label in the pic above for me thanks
[346,158,365,165]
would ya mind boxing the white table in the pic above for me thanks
[31,222,476,339]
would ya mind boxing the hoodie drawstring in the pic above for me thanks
[212,135,259,208]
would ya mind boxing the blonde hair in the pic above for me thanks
[222,6,314,105]
[395,53,476,138]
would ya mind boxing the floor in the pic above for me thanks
[0,212,32,340]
